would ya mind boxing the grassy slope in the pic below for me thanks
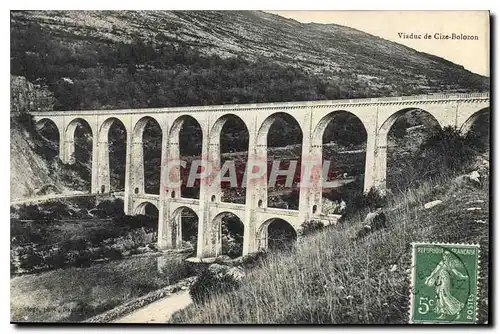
[10,253,188,322]
[172,173,489,324]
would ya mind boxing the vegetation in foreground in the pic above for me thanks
[10,197,160,274]
[172,169,489,324]
[171,122,490,324]
[174,126,489,325]
[10,252,189,323]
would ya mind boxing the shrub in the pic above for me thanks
[299,220,324,237]
[421,126,481,174]
[129,228,148,246]
[13,112,35,130]
[45,251,67,270]
[345,187,387,216]
[221,216,244,258]
[214,255,233,265]
[221,234,242,259]
[237,250,268,269]
[267,221,298,252]
[182,215,198,249]
[60,238,88,252]
[102,247,123,260]
[11,220,46,245]
[189,264,242,304]
[19,252,43,270]
[87,227,121,245]
[96,199,125,218]
[73,250,93,267]
[115,215,157,232]
[388,126,486,192]
[15,204,45,221]
[185,235,197,253]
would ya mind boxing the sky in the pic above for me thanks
[267,11,490,77]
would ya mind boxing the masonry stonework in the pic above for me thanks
[31,93,490,258]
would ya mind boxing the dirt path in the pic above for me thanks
[113,290,192,324]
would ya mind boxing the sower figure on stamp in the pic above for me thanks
[424,251,469,320]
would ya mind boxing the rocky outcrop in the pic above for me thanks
[10,75,56,113]
[424,200,443,210]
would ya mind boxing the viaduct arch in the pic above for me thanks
[30,93,490,258]
[134,201,159,216]
[373,108,443,190]
[129,116,162,197]
[35,118,60,157]
[257,217,297,251]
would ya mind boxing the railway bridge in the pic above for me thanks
[30,93,490,257]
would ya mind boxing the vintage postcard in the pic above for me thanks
[10,10,490,324]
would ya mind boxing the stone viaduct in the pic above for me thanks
[30,93,490,258]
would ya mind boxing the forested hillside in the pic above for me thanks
[11,10,488,112]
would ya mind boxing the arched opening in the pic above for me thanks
[312,205,317,214]
[212,115,249,204]
[260,113,303,210]
[134,187,139,194]
[102,118,127,192]
[66,118,93,191]
[171,190,176,198]
[134,202,159,243]
[169,115,202,199]
[171,206,199,251]
[383,109,442,191]
[35,118,59,161]
[211,195,216,202]
[462,108,490,151]
[260,218,297,252]
[258,199,263,208]
[213,212,245,258]
[133,116,162,195]
[317,111,367,215]
[135,201,159,215]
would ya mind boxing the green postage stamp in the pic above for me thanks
[409,242,480,324]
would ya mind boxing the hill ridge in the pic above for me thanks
[11,10,488,112]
